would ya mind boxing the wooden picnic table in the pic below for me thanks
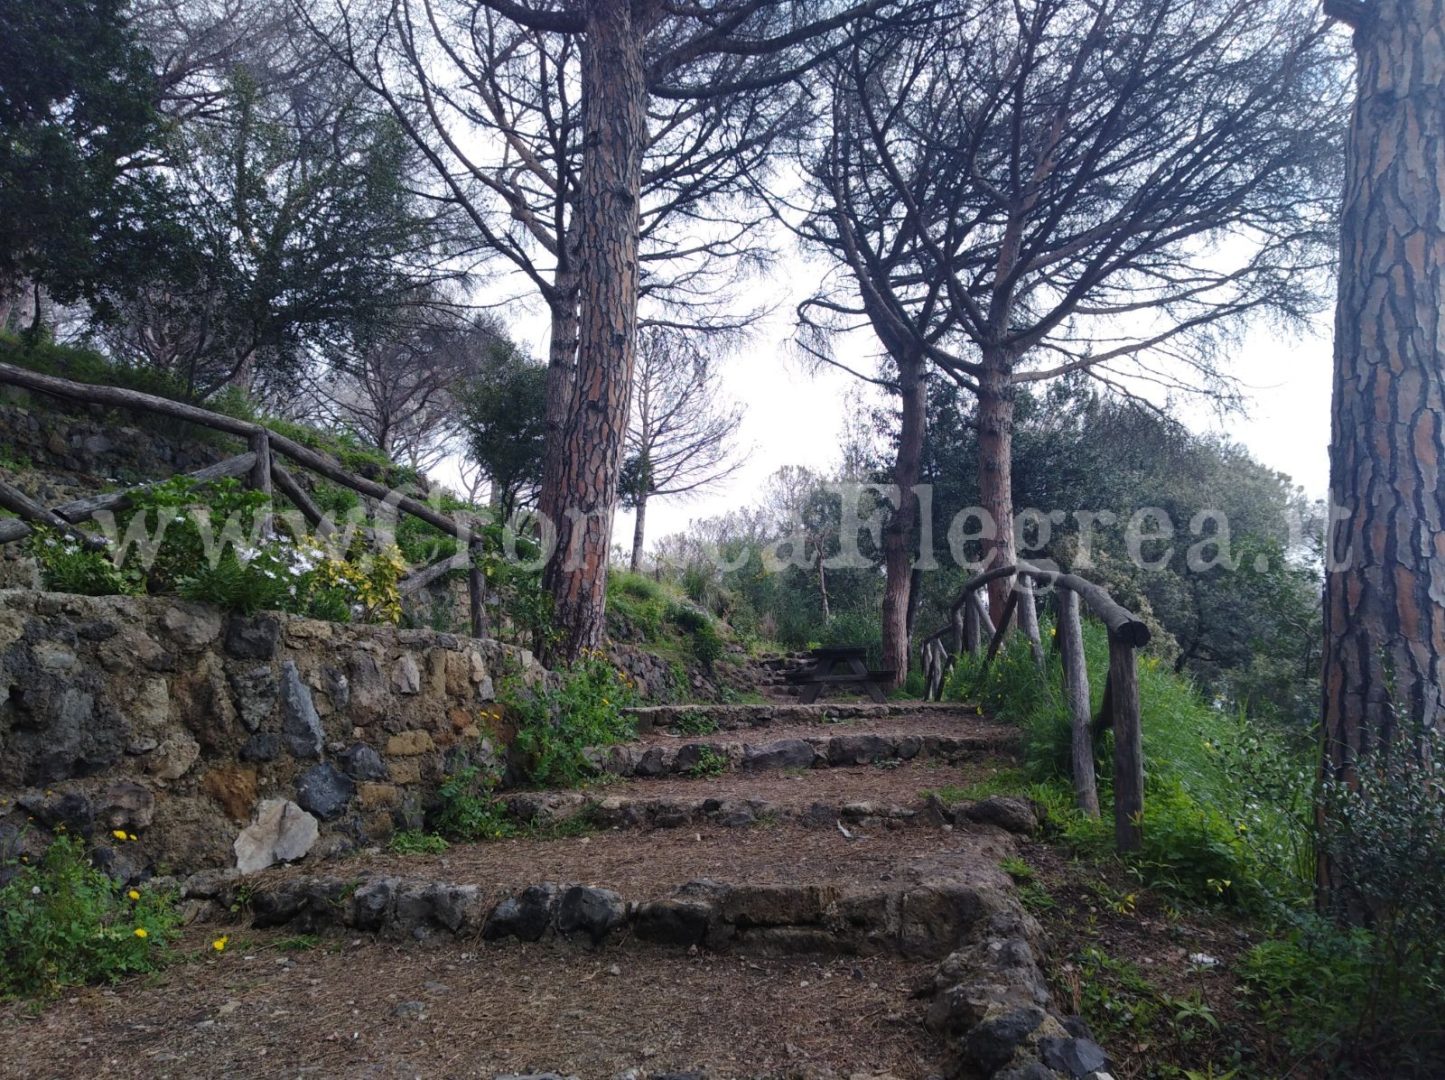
[786,645,895,704]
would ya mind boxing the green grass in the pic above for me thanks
[388,831,450,855]
[683,745,730,778]
[942,620,1313,911]
[273,934,321,953]
[922,766,1031,804]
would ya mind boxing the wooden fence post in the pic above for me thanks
[1057,588,1100,817]
[962,597,980,654]
[983,589,1020,668]
[468,538,487,639]
[248,428,273,536]
[1016,576,1045,668]
[1109,634,1144,851]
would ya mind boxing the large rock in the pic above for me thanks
[280,661,324,759]
[97,781,155,831]
[632,899,712,947]
[556,885,626,946]
[1038,1036,1109,1078]
[295,763,355,820]
[962,1006,1050,1074]
[337,743,388,781]
[485,884,559,942]
[229,666,277,732]
[233,798,319,873]
[964,796,1041,836]
[741,738,816,772]
[825,733,895,766]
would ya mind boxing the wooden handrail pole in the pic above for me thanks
[1058,587,1099,817]
[1109,635,1144,852]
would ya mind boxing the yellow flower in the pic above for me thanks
[133,928,148,939]
[127,833,138,842]
[211,936,229,953]
[112,829,128,841]
[127,889,141,902]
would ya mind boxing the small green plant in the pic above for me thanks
[684,745,730,778]
[274,934,320,953]
[430,765,515,841]
[690,618,724,670]
[672,710,720,736]
[0,836,180,999]
[999,856,1035,883]
[1072,944,1164,1046]
[387,830,450,855]
[504,651,639,788]
[26,530,138,596]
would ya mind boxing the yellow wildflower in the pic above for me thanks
[134,928,148,939]
[112,829,128,841]
[212,936,229,953]
[127,833,138,842]
[127,889,141,902]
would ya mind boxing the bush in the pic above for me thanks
[1247,723,1445,1075]
[946,620,1311,910]
[429,765,514,841]
[0,836,179,999]
[504,652,639,788]
[26,530,138,596]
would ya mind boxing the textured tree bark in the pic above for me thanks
[1109,636,1144,852]
[538,257,580,530]
[977,360,1017,621]
[629,487,648,572]
[1058,588,1100,818]
[881,356,927,687]
[1320,0,1445,908]
[542,0,652,664]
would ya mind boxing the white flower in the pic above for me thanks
[1188,952,1220,967]
[31,885,40,895]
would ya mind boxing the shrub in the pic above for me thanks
[690,618,724,670]
[0,836,180,999]
[504,652,639,788]
[1248,722,1445,1075]
[429,765,514,841]
[684,745,729,778]
[947,621,1311,910]
[26,530,138,596]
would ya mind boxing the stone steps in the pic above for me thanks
[591,726,1014,781]
[504,787,1042,838]
[170,811,1109,1080]
[627,701,977,734]
[162,702,1106,1080]
[186,844,1015,961]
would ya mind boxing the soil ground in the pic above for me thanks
[0,927,946,1080]
[592,757,1002,809]
[633,713,1015,751]
[335,819,1016,897]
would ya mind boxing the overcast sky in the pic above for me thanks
[481,263,1338,557]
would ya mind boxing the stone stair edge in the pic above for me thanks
[179,864,1019,963]
[585,728,1018,780]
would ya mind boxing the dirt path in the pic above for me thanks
[0,929,945,1080]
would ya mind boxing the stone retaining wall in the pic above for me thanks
[0,590,546,879]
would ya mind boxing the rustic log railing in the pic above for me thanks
[919,561,1151,852]
[0,361,491,638]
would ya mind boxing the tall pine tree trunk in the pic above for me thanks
[1320,0,1445,907]
[977,359,1017,622]
[539,273,579,528]
[542,0,651,664]
[881,354,926,688]
[630,487,648,572]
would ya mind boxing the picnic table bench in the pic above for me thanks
[784,645,895,704]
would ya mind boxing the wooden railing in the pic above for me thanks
[0,361,493,638]
[918,562,1151,852]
